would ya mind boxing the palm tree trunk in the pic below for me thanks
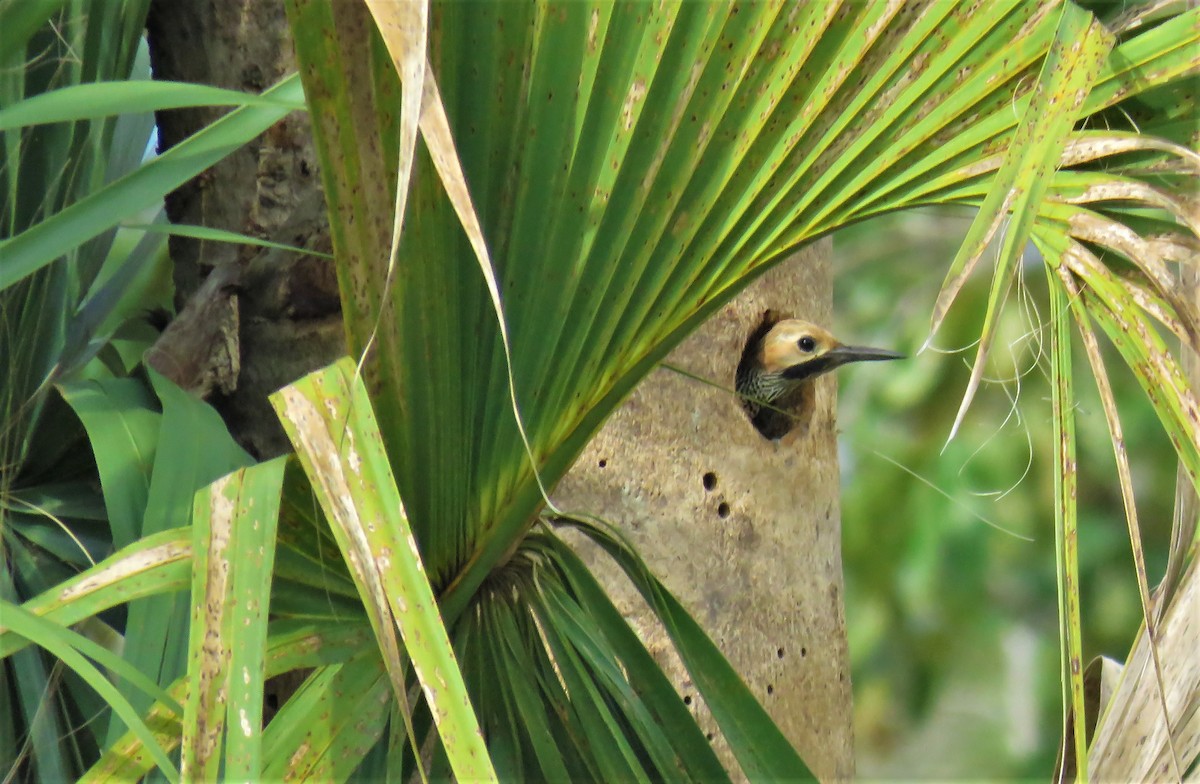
[558,239,855,780]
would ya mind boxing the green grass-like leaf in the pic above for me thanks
[0,603,180,783]
[181,458,287,781]
[270,357,496,783]
[0,528,192,659]
[121,221,334,259]
[0,80,305,131]
[0,73,304,291]
[563,516,815,781]
[1045,256,1087,778]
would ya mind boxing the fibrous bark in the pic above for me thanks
[146,0,342,458]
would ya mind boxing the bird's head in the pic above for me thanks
[735,314,903,439]
[758,319,904,383]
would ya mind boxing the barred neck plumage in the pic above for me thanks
[734,367,791,416]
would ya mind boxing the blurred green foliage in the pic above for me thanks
[835,209,1175,776]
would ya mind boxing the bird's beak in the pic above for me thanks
[781,343,904,381]
[826,344,906,367]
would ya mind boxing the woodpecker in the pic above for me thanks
[735,316,903,439]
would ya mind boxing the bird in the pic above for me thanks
[735,315,903,439]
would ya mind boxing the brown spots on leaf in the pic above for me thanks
[587,7,600,52]
[621,78,648,131]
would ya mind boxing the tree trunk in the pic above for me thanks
[557,240,855,780]
[145,0,342,459]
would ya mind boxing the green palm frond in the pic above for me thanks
[277,0,1200,777]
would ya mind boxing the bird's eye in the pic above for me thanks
[798,336,816,352]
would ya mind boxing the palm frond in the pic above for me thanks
[287,0,1199,777]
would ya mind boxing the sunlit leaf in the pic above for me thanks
[270,357,496,783]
